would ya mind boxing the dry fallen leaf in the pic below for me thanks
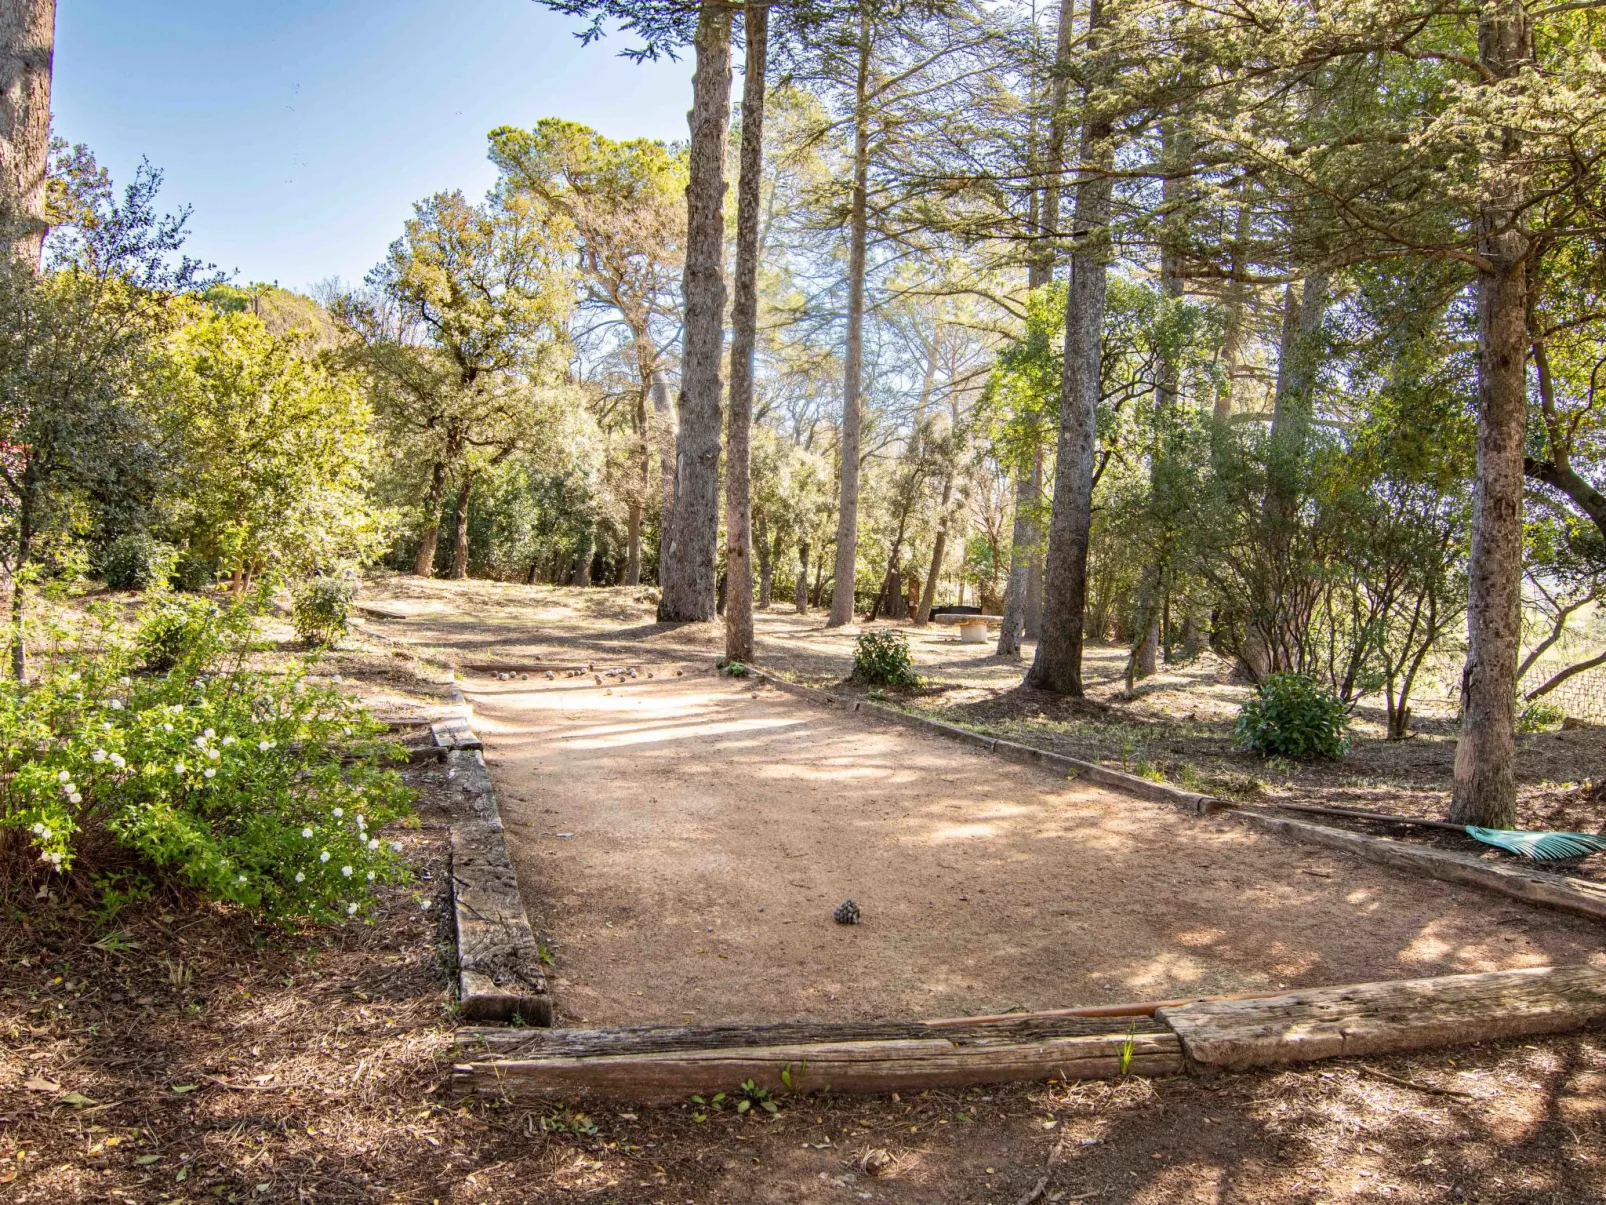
[23,1077,60,1093]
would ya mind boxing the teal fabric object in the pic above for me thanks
[1465,826,1606,862]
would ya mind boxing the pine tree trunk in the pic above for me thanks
[625,374,652,587]
[916,475,953,626]
[625,501,643,586]
[723,0,767,663]
[1023,454,1044,639]
[1450,0,1531,829]
[0,0,53,268]
[1026,0,1113,696]
[658,0,732,623]
[996,474,1032,656]
[795,540,810,614]
[572,521,596,587]
[827,4,873,629]
[652,370,675,583]
[450,473,475,580]
[414,460,447,578]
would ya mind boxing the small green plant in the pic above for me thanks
[734,1078,781,1115]
[689,1091,728,1121]
[1119,1022,1138,1076]
[1517,699,1565,733]
[852,630,918,687]
[292,578,355,646]
[718,660,750,677]
[1134,759,1166,783]
[1235,672,1350,760]
[135,595,225,672]
[103,534,178,591]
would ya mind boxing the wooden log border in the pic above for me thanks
[744,667,1606,923]
[444,683,553,1026]
[452,964,1606,1100]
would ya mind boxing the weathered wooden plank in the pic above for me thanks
[1158,965,1606,1071]
[456,1013,1168,1060]
[447,746,552,1026]
[432,718,483,752]
[1232,810,1606,921]
[454,1031,1183,1100]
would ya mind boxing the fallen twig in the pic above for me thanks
[202,1075,283,1093]
[1358,1066,1475,1099]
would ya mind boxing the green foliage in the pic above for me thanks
[1234,672,1350,760]
[2,604,411,922]
[135,596,226,673]
[170,553,217,593]
[1516,700,1565,734]
[292,578,355,646]
[852,630,919,687]
[103,534,177,591]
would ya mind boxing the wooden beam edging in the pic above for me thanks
[1228,809,1606,922]
[746,667,1606,924]
[745,666,1224,816]
[1158,964,1606,1072]
[444,683,553,1026]
[449,965,1606,1099]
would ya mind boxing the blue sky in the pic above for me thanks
[53,1,693,291]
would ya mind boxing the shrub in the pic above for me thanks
[293,578,355,646]
[852,630,919,687]
[1235,672,1350,759]
[2,606,411,922]
[1517,699,1565,733]
[170,553,217,593]
[136,596,225,673]
[103,534,177,591]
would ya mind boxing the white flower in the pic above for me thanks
[60,782,76,797]
[118,677,131,687]
[207,748,220,761]
[92,749,107,763]
[174,762,186,774]
[368,838,380,851]
[162,723,173,733]
[194,735,208,748]
[109,699,124,710]
[204,728,215,739]
[69,792,82,805]
[347,902,358,915]
[420,899,432,911]
[331,807,343,819]
[110,753,126,769]
[67,672,80,682]
[355,813,364,828]
[102,722,113,730]
[342,726,352,736]
[302,827,314,839]
[366,871,375,881]
[236,874,247,884]
[221,735,236,746]
[390,842,403,853]
[57,771,70,784]
[295,871,305,883]
[340,865,353,878]
[319,851,330,863]
[204,768,216,779]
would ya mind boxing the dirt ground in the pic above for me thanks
[4,581,1606,1203]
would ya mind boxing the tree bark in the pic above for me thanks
[658,0,732,623]
[996,475,1032,656]
[414,460,448,578]
[1025,0,1113,696]
[827,3,873,629]
[795,539,810,614]
[572,520,596,587]
[625,500,644,586]
[651,370,676,583]
[1024,453,1044,639]
[915,474,953,625]
[756,518,774,609]
[1450,0,1532,829]
[450,472,475,580]
[0,0,52,268]
[724,0,767,663]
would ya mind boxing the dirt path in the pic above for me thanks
[459,664,1605,1027]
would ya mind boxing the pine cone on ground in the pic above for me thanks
[833,899,861,925]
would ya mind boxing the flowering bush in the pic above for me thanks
[135,595,227,672]
[292,577,355,646]
[2,601,411,922]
